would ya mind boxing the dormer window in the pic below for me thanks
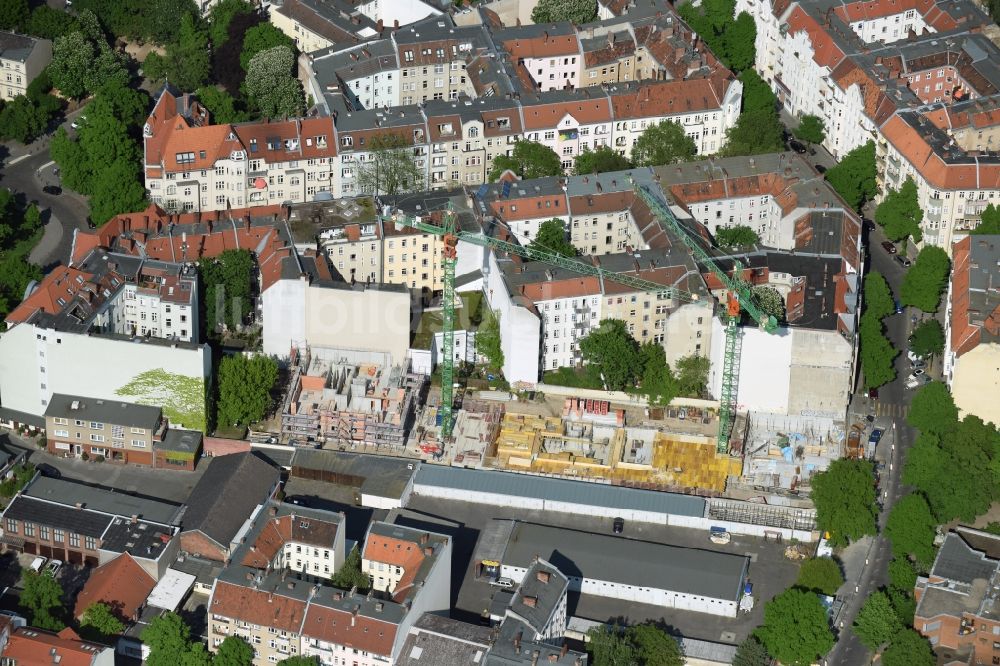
[342,136,353,148]
[175,152,195,165]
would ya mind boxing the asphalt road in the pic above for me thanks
[0,108,91,270]
[824,220,923,665]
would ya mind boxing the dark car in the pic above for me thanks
[894,299,903,314]
[881,241,897,254]
[36,463,61,479]
[814,164,827,174]
[789,140,808,154]
[867,387,879,400]
[612,517,625,534]
[869,429,884,446]
[286,496,309,507]
[42,185,61,196]
[896,255,912,267]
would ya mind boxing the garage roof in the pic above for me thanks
[414,466,706,517]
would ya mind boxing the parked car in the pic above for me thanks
[70,114,86,130]
[908,350,924,363]
[29,557,46,573]
[911,359,927,370]
[36,463,60,478]
[613,517,625,534]
[869,429,884,446]
[789,139,808,154]
[896,255,912,267]
[894,299,903,314]
[490,577,514,588]
[42,185,61,195]
[286,496,309,507]
[906,377,920,390]
[44,560,62,577]
[909,368,926,379]
[867,387,879,400]
[881,241,897,254]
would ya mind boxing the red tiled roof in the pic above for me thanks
[610,77,730,119]
[4,627,108,666]
[521,98,612,130]
[785,6,846,70]
[74,553,156,621]
[211,581,308,633]
[502,33,580,59]
[6,266,94,324]
[300,603,398,656]
[879,114,1000,190]
[362,533,429,603]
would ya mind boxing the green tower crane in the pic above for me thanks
[385,205,702,439]
[632,183,779,452]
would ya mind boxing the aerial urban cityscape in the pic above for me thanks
[0,0,998,663]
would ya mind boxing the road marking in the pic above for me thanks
[35,160,55,172]
[6,154,29,167]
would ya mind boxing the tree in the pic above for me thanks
[733,636,771,666]
[721,109,785,156]
[900,246,950,313]
[794,114,826,147]
[0,94,61,144]
[675,354,710,398]
[909,319,944,358]
[529,218,576,257]
[142,612,193,666]
[587,625,636,666]
[25,5,80,39]
[20,570,65,631]
[574,146,631,174]
[715,225,760,248]
[216,354,279,427]
[488,140,562,181]
[277,659,320,666]
[244,46,305,120]
[80,602,126,642]
[196,86,248,124]
[907,381,957,436]
[330,545,369,591]
[811,459,877,546]
[970,204,1000,235]
[677,0,755,73]
[860,313,898,389]
[240,22,295,70]
[147,14,210,92]
[864,272,895,320]
[752,286,785,323]
[530,0,597,24]
[476,308,504,372]
[354,133,424,200]
[580,319,642,391]
[639,341,679,407]
[631,120,697,167]
[886,494,937,566]
[739,70,776,114]
[183,644,213,666]
[213,636,255,666]
[796,557,844,596]
[0,0,28,30]
[853,590,902,651]
[88,158,148,225]
[875,177,923,243]
[755,588,835,666]
[625,624,683,666]
[882,629,935,666]
[721,12,756,73]
[208,0,254,47]
[49,31,96,99]
[888,557,918,592]
[824,141,877,212]
[199,249,255,333]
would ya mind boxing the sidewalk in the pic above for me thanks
[28,211,65,266]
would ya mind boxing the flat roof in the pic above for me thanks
[292,449,416,500]
[501,521,748,602]
[22,477,183,525]
[146,568,197,611]
[414,466,706,517]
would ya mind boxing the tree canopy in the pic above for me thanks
[811,459,877,546]
[213,636,255,666]
[732,636,772,666]
[721,108,786,157]
[199,249,254,335]
[574,146,632,174]
[20,570,65,631]
[580,319,643,391]
[244,46,306,120]
[755,588,835,666]
[900,246,950,313]
[677,0,756,72]
[354,133,424,198]
[881,629,935,666]
[530,0,597,24]
[141,612,205,666]
[72,0,198,43]
[0,192,43,319]
[853,590,903,651]
[196,86,249,124]
[0,83,62,144]
[794,114,826,146]
[796,557,844,596]
[80,602,126,642]
[751,286,785,323]
[909,319,944,358]
[529,218,576,257]
[675,353,710,398]
[216,354,279,428]
[330,545,370,591]
[739,70,777,114]
[143,14,210,92]
[907,381,958,436]
[208,0,254,48]
[24,5,81,40]
[631,120,697,167]
[715,225,760,248]
[875,177,923,243]
[587,624,683,666]
[639,342,680,407]
[49,11,129,99]
[886,493,937,567]
[488,140,562,180]
[476,308,504,372]
[859,272,898,389]
[0,0,28,31]
[970,204,1000,235]
[824,141,877,212]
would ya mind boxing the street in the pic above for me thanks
[824,219,924,665]
[0,107,92,269]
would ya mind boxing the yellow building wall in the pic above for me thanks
[952,344,1000,426]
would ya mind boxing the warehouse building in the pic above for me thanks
[475,519,749,617]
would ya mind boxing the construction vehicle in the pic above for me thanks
[385,178,778,451]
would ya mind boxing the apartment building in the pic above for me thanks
[735,0,1000,252]
[361,522,451,605]
[944,235,1000,426]
[915,526,1000,663]
[208,520,451,666]
[0,31,51,101]
[392,22,485,105]
[44,394,163,465]
[566,173,650,254]
[1,626,114,666]
[271,0,379,54]
[498,24,582,92]
[0,476,181,577]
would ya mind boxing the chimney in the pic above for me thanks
[420,533,429,544]
[130,514,138,524]
[560,643,569,658]
[531,650,540,666]
[514,630,522,652]
[522,595,538,608]
[351,606,359,626]
[269,506,278,516]
[423,546,434,556]
[536,570,550,584]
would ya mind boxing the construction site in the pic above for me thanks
[279,347,425,448]
[733,413,845,495]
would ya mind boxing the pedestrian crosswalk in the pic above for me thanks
[874,402,909,418]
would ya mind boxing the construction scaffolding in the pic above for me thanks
[280,346,424,447]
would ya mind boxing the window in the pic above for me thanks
[5,519,15,534]
[85,536,96,549]
[23,522,33,537]
[131,439,147,448]
[90,422,103,430]
[69,533,79,547]
[40,526,50,540]
[54,529,64,543]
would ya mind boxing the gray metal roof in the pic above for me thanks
[414,466,706,517]
[501,522,748,602]
[508,559,568,634]
[934,532,998,585]
[292,449,416,500]
[396,614,492,666]
[0,31,44,62]
[45,394,162,429]
[22,476,183,525]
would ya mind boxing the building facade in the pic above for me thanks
[0,32,51,101]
